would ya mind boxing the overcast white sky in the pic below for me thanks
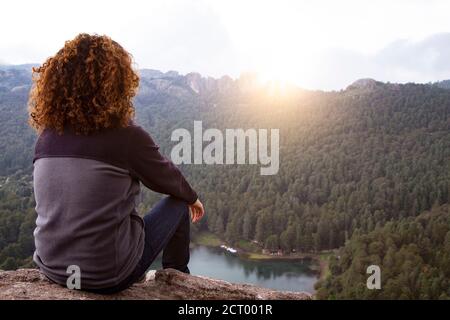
[1,0,450,90]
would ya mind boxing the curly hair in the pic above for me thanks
[28,33,139,134]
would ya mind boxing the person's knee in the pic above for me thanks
[164,196,189,220]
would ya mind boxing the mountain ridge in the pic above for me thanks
[1,63,449,95]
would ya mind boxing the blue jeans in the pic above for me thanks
[88,196,191,294]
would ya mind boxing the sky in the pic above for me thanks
[1,0,450,90]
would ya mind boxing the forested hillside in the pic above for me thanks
[315,205,450,299]
[0,66,449,298]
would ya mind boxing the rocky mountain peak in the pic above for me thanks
[347,78,382,90]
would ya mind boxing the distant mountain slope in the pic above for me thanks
[433,79,450,90]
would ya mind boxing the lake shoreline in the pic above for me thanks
[192,231,332,281]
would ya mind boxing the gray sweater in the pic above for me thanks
[33,124,197,289]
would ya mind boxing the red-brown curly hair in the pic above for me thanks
[28,33,139,134]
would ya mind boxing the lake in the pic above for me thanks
[150,245,318,293]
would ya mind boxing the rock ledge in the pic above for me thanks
[0,268,311,300]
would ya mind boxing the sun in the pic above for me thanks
[252,48,318,90]
[211,1,323,89]
[257,69,296,88]
[254,61,307,94]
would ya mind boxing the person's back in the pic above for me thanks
[29,33,205,292]
[34,126,143,289]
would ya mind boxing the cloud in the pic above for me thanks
[0,0,240,78]
[376,33,450,82]
[108,0,241,78]
[303,33,450,90]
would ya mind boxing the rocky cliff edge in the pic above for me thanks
[0,268,311,300]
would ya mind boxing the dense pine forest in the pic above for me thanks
[316,205,450,299]
[0,66,449,298]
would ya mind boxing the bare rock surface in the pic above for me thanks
[0,268,311,300]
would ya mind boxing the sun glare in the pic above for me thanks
[258,69,298,87]
[254,56,314,92]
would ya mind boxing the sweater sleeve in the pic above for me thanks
[127,125,198,204]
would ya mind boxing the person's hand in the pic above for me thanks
[189,198,205,223]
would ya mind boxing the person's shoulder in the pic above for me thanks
[124,122,159,147]
[34,128,63,151]
[125,122,149,139]
[125,122,146,134]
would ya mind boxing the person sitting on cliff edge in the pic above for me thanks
[28,33,205,294]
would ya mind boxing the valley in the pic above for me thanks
[0,65,449,298]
